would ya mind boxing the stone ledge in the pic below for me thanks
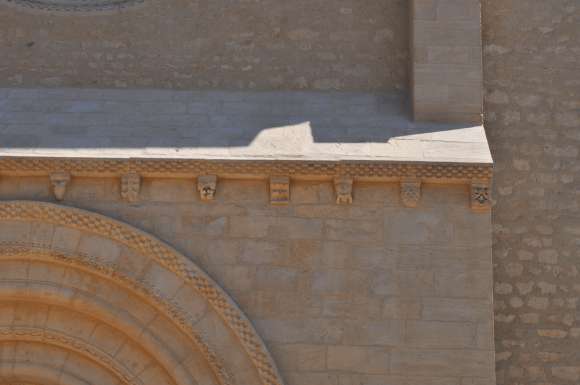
[0,88,492,184]
[0,157,492,183]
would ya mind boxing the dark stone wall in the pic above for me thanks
[483,1,580,383]
[0,0,408,91]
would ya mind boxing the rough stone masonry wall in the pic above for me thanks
[0,176,495,385]
[482,0,580,384]
[0,0,407,91]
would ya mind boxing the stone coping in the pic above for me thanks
[0,88,492,182]
[0,156,492,182]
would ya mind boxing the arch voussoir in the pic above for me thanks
[0,328,140,385]
[0,249,226,385]
[0,201,284,385]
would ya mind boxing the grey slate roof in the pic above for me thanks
[0,88,492,165]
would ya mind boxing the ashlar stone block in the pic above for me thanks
[410,0,483,123]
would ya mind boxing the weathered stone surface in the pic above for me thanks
[0,0,408,91]
[405,320,476,348]
[0,178,495,385]
[484,2,580,384]
[0,201,283,385]
[411,0,483,123]
[327,346,390,374]
[0,0,517,381]
[391,349,492,377]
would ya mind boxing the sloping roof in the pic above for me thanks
[0,87,492,180]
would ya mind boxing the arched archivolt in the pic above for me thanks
[0,340,129,385]
[0,201,285,385]
[0,358,103,385]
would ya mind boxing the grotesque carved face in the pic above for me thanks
[52,180,67,200]
[50,172,71,201]
[334,177,353,205]
[197,175,218,201]
[201,184,216,200]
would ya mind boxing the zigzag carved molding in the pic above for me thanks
[0,201,285,385]
[0,157,492,182]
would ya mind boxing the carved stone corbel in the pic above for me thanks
[471,179,492,211]
[49,171,71,201]
[270,176,290,205]
[197,175,217,201]
[400,178,421,208]
[121,173,141,203]
[334,176,353,205]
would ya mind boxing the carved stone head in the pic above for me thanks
[49,172,71,201]
[197,175,218,201]
[334,176,353,205]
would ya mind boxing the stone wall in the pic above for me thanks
[0,0,408,91]
[410,0,483,123]
[482,0,580,384]
[0,175,495,385]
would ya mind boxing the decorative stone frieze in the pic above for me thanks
[400,178,421,208]
[0,157,495,207]
[0,157,493,183]
[49,171,70,201]
[471,180,492,211]
[270,176,290,205]
[197,175,218,201]
[120,172,141,203]
[334,176,353,205]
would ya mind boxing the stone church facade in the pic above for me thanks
[0,1,577,385]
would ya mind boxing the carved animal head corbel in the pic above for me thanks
[334,176,353,205]
[49,171,71,201]
[197,175,218,201]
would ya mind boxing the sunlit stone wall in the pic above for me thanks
[0,175,495,385]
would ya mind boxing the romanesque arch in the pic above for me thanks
[0,201,284,385]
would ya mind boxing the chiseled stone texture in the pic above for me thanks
[483,0,580,384]
[411,0,483,123]
[0,0,408,91]
[0,176,495,385]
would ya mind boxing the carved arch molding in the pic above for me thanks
[0,201,284,385]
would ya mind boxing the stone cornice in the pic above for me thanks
[0,156,492,183]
